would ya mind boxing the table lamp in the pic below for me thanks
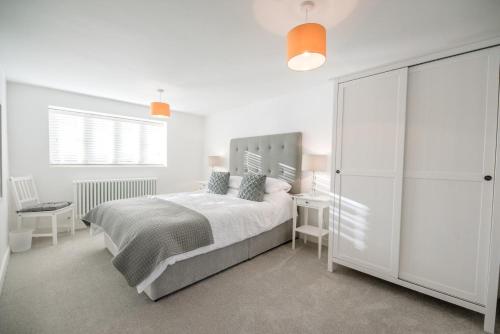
[208,155,223,172]
[302,154,327,194]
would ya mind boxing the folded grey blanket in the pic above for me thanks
[83,197,213,287]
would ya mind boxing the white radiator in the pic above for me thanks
[73,177,157,219]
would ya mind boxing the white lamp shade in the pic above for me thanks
[302,154,327,172]
[208,155,223,167]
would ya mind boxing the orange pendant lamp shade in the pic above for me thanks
[150,89,171,118]
[150,101,171,117]
[287,22,326,71]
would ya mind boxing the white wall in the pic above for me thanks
[7,82,205,229]
[0,69,10,294]
[205,82,333,193]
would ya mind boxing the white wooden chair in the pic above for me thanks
[10,175,75,246]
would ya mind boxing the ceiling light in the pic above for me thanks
[150,89,171,118]
[287,1,326,71]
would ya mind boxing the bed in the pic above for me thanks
[94,132,302,301]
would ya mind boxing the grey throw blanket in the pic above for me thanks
[83,197,213,287]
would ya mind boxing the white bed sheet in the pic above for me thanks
[132,190,293,292]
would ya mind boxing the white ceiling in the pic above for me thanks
[0,0,499,114]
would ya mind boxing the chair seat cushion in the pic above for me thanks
[18,201,72,213]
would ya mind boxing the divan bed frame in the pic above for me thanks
[104,132,303,301]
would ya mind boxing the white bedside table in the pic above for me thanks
[292,193,330,259]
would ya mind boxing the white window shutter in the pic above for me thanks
[48,107,167,166]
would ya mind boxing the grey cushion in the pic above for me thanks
[238,174,266,202]
[207,172,230,195]
[18,201,72,213]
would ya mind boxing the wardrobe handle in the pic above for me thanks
[336,170,341,174]
[484,175,493,181]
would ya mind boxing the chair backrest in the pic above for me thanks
[10,175,40,211]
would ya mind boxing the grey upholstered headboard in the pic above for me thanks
[229,132,302,194]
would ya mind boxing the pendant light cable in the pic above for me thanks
[157,88,164,102]
[302,0,314,22]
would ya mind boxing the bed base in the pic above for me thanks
[104,219,293,301]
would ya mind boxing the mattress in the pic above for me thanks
[105,190,293,292]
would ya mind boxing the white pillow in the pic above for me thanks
[229,176,243,189]
[265,177,292,193]
[226,188,239,197]
[230,175,292,193]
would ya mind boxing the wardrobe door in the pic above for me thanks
[333,68,407,277]
[399,47,500,305]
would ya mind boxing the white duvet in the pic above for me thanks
[133,189,293,292]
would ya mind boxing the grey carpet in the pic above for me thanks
[0,230,498,334]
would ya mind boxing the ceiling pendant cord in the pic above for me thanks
[303,0,314,23]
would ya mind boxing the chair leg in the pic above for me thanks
[318,235,322,259]
[318,208,323,259]
[17,214,22,230]
[51,214,57,246]
[71,208,75,236]
[304,208,308,244]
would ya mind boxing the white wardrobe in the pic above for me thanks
[329,45,500,331]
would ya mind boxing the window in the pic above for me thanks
[48,106,167,166]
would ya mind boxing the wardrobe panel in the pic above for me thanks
[399,48,499,305]
[333,68,407,276]
[337,175,395,272]
[401,178,484,302]
[340,73,401,173]
[404,52,490,176]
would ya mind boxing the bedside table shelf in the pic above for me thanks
[295,225,328,238]
[292,193,330,259]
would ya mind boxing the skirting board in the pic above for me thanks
[0,247,10,296]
